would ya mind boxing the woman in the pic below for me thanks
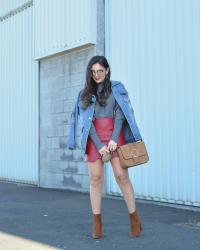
[67,55,143,239]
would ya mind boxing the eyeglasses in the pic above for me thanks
[90,69,105,77]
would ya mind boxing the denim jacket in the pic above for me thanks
[67,80,143,157]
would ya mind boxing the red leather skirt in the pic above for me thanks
[85,117,126,162]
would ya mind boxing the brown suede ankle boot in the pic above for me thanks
[92,214,103,239]
[129,210,142,238]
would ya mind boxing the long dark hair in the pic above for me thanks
[81,55,111,109]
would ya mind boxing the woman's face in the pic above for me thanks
[90,63,109,84]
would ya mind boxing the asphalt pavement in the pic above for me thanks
[0,181,200,250]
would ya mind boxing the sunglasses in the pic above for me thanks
[90,69,105,77]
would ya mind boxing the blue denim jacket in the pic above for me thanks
[67,80,143,156]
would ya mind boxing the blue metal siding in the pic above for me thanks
[0,4,39,184]
[0,0,29,16]
[33,0,96,59]
[105,0,200,206]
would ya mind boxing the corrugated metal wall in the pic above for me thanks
[0,1,39,184]
[0,0,29,16]
[105,0,200,206]
[34,0,96,59]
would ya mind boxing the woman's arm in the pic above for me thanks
[89,123,105,150]
[110,101,126,143]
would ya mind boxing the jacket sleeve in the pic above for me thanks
[117,82,143,141]
[67,90,82,149]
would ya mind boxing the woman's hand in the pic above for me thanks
[99,145,110,155]
[107,139,117,152]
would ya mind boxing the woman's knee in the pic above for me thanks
[115,174,129,186]
[90,174,104,187]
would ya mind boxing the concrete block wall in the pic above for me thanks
[39,46,95,191]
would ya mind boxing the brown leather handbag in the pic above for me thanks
[117,140,149,169]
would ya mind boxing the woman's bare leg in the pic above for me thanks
[87,159,104,214]
[110,157,136,213]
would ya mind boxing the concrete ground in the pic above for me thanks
[0,181,200,250]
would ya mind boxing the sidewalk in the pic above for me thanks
[0,181,199,250]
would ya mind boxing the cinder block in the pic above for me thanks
[71,73,85,86]
[62,174,82,189]
[72,174,90,191]
[63,100,75,112]
[40,138,49,149]
[50,125,64,137]
[40,159,64,173]
[68,161,77,168]
[45,149,61,161]
[65,113,72,123]
[40,149,48,160]
[73,149,83,161]
[59,136,68,149]
[49,88,68,101]
[63,124,71,136]
[46,138,53,148]
[51,100,64,113]
[80,175,90,190]
[40,172,65,189]
[50,113,68,125]
[40,113,52,126]
[61,148,73,161]
[51,137,60,148]
[40,79,50,92]
[48,75,65,91]
[77,161,88,175]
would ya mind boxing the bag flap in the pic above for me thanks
[118,141,147,160]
